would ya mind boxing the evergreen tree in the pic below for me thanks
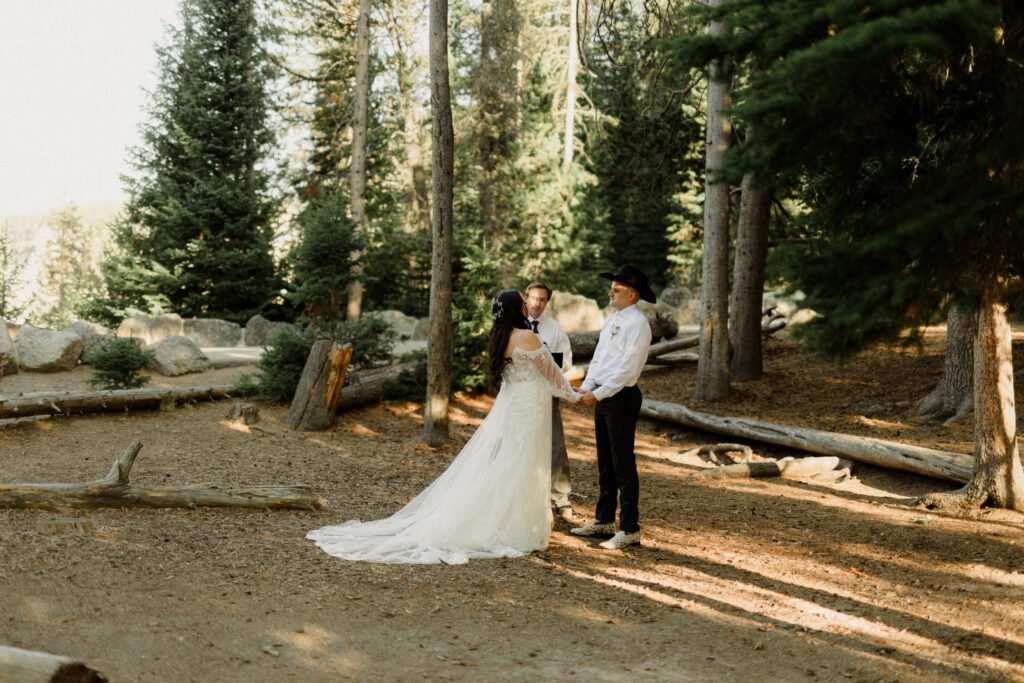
[32,203,99,328]
[0,221,25,321]
[98,0,279,324]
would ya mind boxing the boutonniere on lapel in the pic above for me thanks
[611,324,621,338]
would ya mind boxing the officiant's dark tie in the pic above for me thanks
[530,320,539,333]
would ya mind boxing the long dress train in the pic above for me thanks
[307,339,579,565]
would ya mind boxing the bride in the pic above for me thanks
[307,289,580,564]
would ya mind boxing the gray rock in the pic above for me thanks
[0,323,17,375]
[764,290,806,318]
[149,314,184,343]
[411,317,430,341]
[659,286,693,308]
[548,291,604,333]
[789,308,819,326]
[147,336,213,376]
[182,318,243,348]
[117,315,153,343]
[15,325,84,372]
[66,320,114,362]
[373,310,416,340]
[244,315,292,347]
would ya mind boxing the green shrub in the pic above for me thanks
[253,326,314,403]
[334,314,397,369]
[85,338,154,389]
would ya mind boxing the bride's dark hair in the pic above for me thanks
[487,289,530,391]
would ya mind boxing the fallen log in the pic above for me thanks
[641,399,974,483]
[0,385,234,420]
[287,340,353,431]
[0,644,107,682]
[0,439,325,511]
[336,360,426,412]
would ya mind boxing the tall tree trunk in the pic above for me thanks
[915,302,976,422]
[561,0,578,174]
[729,128,771,382]
[695,0,732,402]
[917,279,1024,512]
[424,0,455,446]
[346,0,372,320]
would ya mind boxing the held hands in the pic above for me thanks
[575,389,597,408]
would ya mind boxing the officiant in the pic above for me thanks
[524,282,575,523]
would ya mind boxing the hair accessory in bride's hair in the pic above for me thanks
[491,296,505,322]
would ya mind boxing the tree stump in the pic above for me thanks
[226,402,259,425]
[286,340,353,431]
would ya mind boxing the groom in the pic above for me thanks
[571,265,655,550]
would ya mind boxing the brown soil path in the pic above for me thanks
[1,329,1022,682]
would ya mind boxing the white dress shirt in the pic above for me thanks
[528,315,573,371]
[580,304,651,401]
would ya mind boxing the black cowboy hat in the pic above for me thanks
[599,265,657,304]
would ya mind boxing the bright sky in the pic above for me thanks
[0,0,181,217]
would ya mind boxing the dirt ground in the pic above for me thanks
[1,328,1023,682]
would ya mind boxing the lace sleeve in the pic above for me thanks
[527,348,580,403]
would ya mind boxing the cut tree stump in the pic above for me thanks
[0,386,234,420]
[0,439,324,511]
[0,644,107,682]
[641,399,974,483]
[226,402,259,425]
[287,340,353,431]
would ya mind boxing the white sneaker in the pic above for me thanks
[569,521,616,537]
[598,530,641,549]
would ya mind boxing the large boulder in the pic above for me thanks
[637,301,681,341]
[764,290,806,317]
[244,315,293,347]
[0,322,17,375]
[411,317,430,341]
[147,336,213,376]
[117,315,152,342]
[182,318,243,348]
[149,314,184,343]
[373,310,417,340]
[659,286,693,309]
[548,291,604,333]
[66,320,115,361]
[15,326,83,372]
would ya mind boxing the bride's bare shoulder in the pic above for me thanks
[517,331,542,351]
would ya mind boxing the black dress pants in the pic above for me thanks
[593,385,642,533]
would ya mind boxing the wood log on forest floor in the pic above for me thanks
[0,385,235,421]
[0,644,107,682]
[287,340,353,431]
[0,439,324,511]
[336,360,425,412]
[571,317,787,361]
[641,399,974,483]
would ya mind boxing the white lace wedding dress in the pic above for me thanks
[307,336,579,564]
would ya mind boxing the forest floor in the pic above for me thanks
[1,327,1023,682]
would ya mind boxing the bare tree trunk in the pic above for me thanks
[917,280,1024,511]
[729,126,771,382]
[346,0,372,320]
[424,0,455,446]
[915,302,975,422]
[695,0,732,402]
[561,0,578,173]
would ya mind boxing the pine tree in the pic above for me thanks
[32,203,99,328]
[98,0,279,324]
[0,221,25,321]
